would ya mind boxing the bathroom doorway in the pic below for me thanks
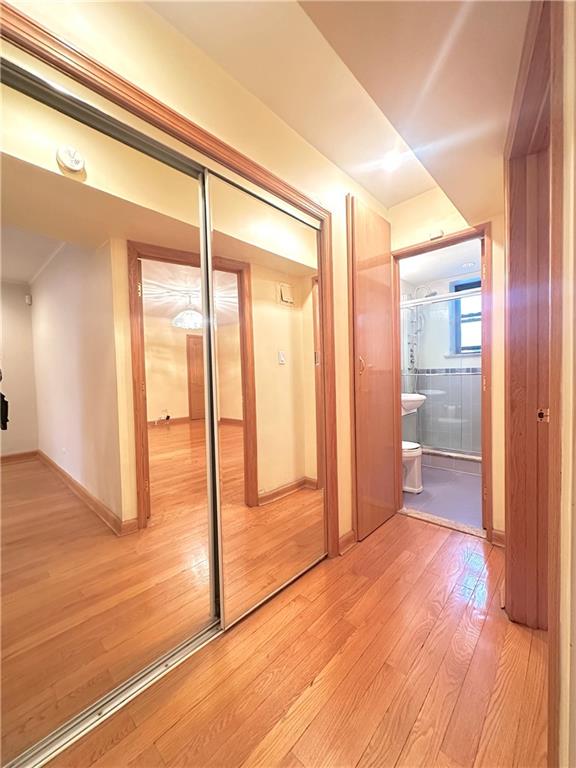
[393,226,492,538]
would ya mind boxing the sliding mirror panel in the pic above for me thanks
[0,84,216,761]
[209,175,327,624]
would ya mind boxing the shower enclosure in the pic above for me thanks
[401,289,482,458]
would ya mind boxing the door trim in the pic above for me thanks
[504,1,564,762]
[0,3,340,555]
[391,223,493,541]
[128,241,259,527]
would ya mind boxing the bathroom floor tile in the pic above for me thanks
[404,465,482,529]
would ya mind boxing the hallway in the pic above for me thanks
[48,515,547,768]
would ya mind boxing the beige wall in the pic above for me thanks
[389,192,507,532]
[31,241,124,519]
[388,187,469,251]
[252,265,317,493]
[0,282,38,455]
[142,315,243,423]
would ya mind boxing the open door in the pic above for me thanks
[348,195,401,540]
[187,335,205,421]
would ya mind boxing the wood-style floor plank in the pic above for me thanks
[472,621,533,767]
[3,487,547,768]
[1,422,324,761]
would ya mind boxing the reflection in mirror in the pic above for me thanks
[0,87,214,760]
[210,176,326,624]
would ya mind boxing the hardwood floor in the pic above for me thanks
[41,515,547,768]
[1,422,325,762]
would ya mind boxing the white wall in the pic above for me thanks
[0,282,38,454]
[31,241,123,519]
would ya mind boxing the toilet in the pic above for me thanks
[402,440,423,493]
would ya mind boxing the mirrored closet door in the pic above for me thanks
[209,176,327,624]
[1,54,330,766]
[0,81,216,761]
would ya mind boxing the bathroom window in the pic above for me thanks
[450,278,481,354]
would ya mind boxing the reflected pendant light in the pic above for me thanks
[172,296,203,330]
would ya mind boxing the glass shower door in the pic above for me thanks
[400,297,482,456]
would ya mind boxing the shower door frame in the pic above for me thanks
[392,223,494,541]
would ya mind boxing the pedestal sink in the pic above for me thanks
[401,393,427,415]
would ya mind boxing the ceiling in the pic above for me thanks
[149,1,437,209]
[302,1,530,223]
[399,238,482,287]
[151,0,529,223]
[141,260,239,325]
[1,155,316,281]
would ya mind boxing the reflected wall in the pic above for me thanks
[210,176,327,624]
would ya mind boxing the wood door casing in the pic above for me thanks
[504,0,557,634]
[348,195,400,540]
[187,335,205,421]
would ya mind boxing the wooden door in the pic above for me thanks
[348,195,400,540]
[506,150,550,629]
[187,335,205,420]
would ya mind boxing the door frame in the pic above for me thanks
[391,223,494,540]
[504,1,564,762]
[128,240,259,528]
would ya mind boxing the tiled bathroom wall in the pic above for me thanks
[413,369,482,455]
[400,290,482,458]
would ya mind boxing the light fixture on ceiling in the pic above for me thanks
[461,261,477,270]
[172,296,203,330]
[381,148,403,172]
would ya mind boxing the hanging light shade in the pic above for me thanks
[172,296,203,330]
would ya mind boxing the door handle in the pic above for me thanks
[358,356,366,375]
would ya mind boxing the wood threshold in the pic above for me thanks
[400,507,486,540]
[36,450,137,536]
[218,418,243,426]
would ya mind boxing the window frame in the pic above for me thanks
[450,277,482,354]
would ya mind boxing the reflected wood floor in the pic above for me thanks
[1,422,324,761]
[47,515,547,768]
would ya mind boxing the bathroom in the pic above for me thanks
[399,236,485,534]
